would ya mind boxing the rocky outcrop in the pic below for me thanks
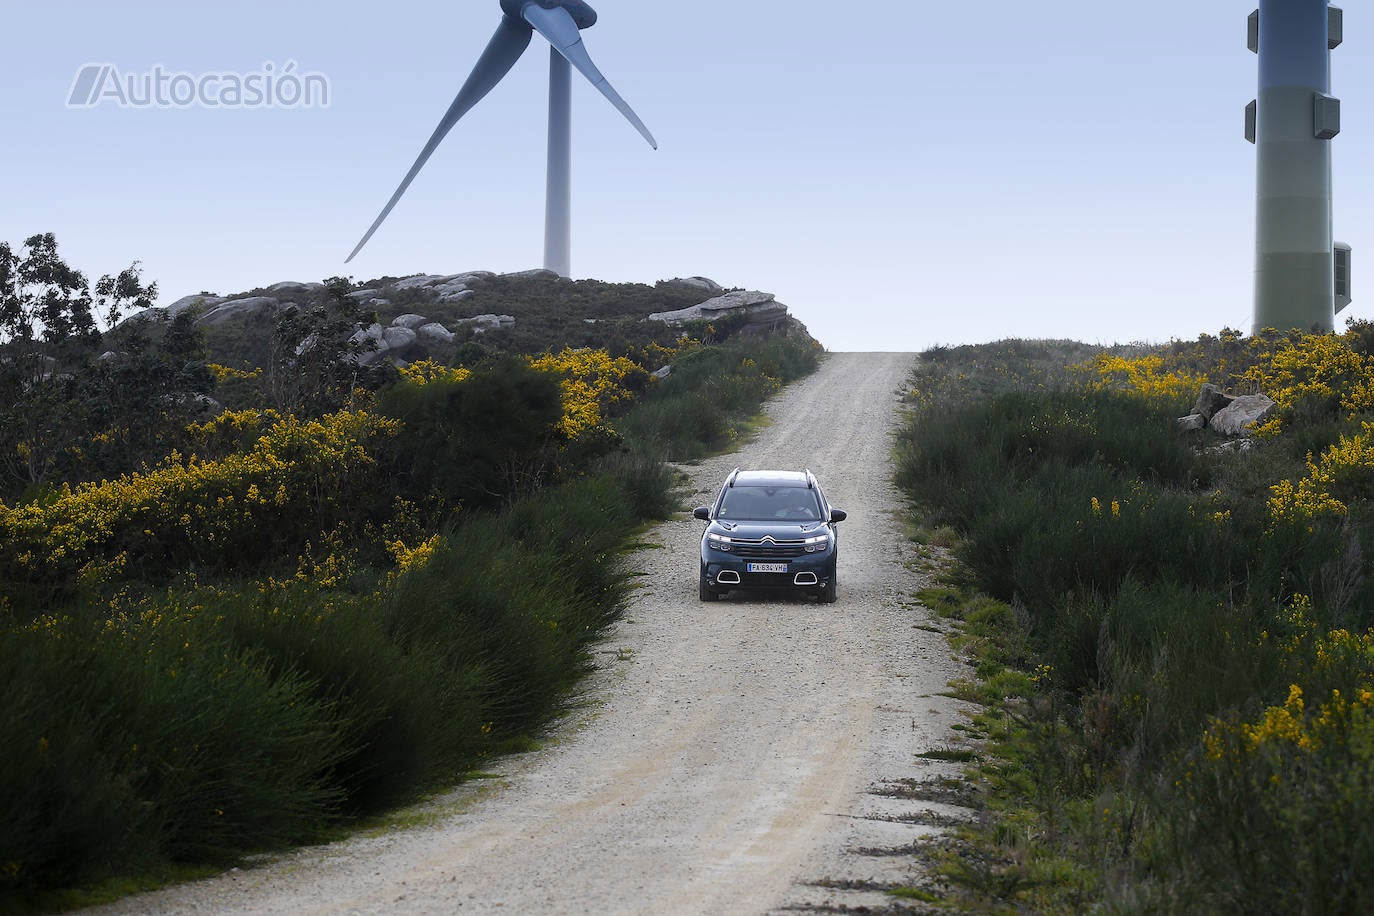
[129,268,805,371]
[164,294,226,319]
[391,275,447,291]
[1176,413,1207,433]
[437,287,475,304]
[1177,384,1277,436]
[664,276,724,294]
[418,323,454,344]
[1192,383,1234,421]
[501,268,561,281]
[265,281,324,298]
[382,326,418,351]
[1210,395,1277,436]
[648,290,787,326]
[201,297,282,325]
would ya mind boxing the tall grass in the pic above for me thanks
[617,335,820,459]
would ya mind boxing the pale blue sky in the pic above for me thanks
[4,1,1371,351]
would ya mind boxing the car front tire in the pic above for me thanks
[699,573,718,602]
[819,577,837,604]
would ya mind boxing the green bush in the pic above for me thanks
[0,310,813,905]
[379,357,565,511]
[0,613,347,893]
[896,339,1374,912]
[617,336,819,458]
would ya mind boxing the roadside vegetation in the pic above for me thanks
[896,328,1374,912]
[0,234,820,908]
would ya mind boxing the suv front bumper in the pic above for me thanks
[701,547,836,593]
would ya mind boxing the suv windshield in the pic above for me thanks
[718,486,823,521]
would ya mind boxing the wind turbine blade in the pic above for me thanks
[520,3,657,150]
[347,17,533,263]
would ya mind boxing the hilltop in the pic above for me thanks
[130,269,813,368]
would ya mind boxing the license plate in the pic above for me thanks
[747,562,789,574]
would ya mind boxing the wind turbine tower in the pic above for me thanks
[1247,1,1351,332]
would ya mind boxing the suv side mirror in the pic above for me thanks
[830,508,847,523]
[693,506,712,521]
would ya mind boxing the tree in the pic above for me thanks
[265,276,391,416]
[0,234,158,497]
[0,232,154,357]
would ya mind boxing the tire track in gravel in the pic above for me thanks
[91,351,974,916]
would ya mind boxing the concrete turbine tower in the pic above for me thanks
[346,0,657,276]
[1247,2,1351,332]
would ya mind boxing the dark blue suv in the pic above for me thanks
[693,468,846,603]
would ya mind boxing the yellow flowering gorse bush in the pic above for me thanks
[1202,622,1374,764]
[0,410,399,582]
[397,359,471,386]
[1242,331,1374,425]
[529,347,640,439]
[1085,353,1207,402]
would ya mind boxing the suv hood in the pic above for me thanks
[713,520,826,536]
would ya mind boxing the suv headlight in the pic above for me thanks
[802,533,831,553]
[707,532,733,551]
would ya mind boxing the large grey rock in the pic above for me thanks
[1192,383,1235,421]
[124,294,225,325]
[435,282,474,303]
[391,274,448,291]
[164,294,226,319]
[201,297,280,325]
[265,281,324,298]
[1176,413,1207,433]
[346,288,381,301]
[118,308,162,326]
[392,314,429,330]
[667,276,723,294]
[382,326,418,351]
[501,268,560,281]
[350,323,386,346]
[648,290,785,325]
[418,323,454,344]
[1210,394,1277,436]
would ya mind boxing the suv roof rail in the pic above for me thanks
[726,467,741,488]
[804,468,815,489]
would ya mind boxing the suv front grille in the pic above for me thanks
[730,538,807,559]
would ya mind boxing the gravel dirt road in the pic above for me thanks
[94,351,973,915]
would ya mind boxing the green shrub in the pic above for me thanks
[0,319,810,906]
[379,357,565,511]
[0,612,347,893]
[616,336,819,458]
[897,337,1374,912]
